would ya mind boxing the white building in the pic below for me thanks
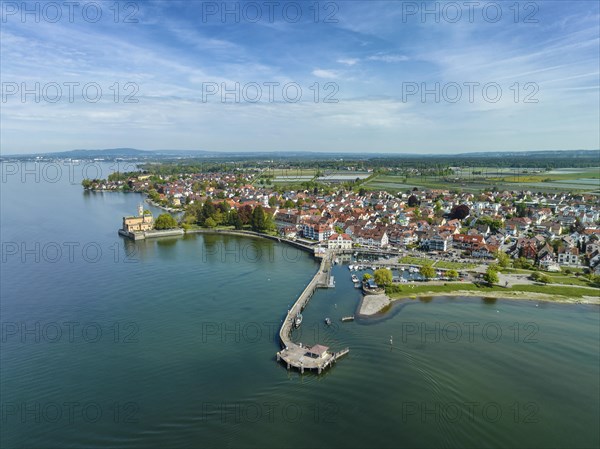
[327,233,353,250]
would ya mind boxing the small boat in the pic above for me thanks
[351,274,359,283]
[325,317,332,326]
[341,316,355,322]
[348,264,354,271]
[334,258,340,265]
[294,313,303,328]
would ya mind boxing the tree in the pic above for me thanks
[374,268,393,287]
[202,199,216,221]
[483,267,499,285]
[268,196,277,207]
[446,269,459,279]
[531,271,551,284]
[420,264,436,279]
[154,213,178,230]
[238,205,253,224]
[363,273,372,282]
[516,202,527,218]
[251,205,266,232]
[408,195,420,207]
[495,251,510,269]
[538,274,551,284]
[204,217,217,228]
[449,204,470,220]
[231,211,243,230]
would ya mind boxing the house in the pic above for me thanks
[354,227,389,248]
[452,234,485,253]
[472,245,497,259]
[279,226,297,239]
[301,219,332,241]
[557,247,580,266]
[327,233,353,250]
[422,232,450,252]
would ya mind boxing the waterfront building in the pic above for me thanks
[122,204,154,233]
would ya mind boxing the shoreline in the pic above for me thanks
[358,289,600,316]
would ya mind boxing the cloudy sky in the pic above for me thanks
[1,0,598,154]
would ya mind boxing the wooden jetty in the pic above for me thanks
[276,251,349,374]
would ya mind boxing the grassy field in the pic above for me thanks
[398,256,434,266]
[504,268,593,286]
[397,256,478,270]
[386,282,599,299]
[435,260,479,270]
[362,169,599,194]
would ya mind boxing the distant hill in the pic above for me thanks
[454,150,599,158]
[3,148,599,161]
[39,148,155,158]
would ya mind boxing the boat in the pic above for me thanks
[351,274,359,283]
[348,264,354,271]
[334,258,340,264]
[294,313,303,328]
[341,316,355,322]
[325,317,332,326]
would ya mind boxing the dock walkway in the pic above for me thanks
[276,251,349,374]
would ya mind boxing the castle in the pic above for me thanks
[121,204,154,233]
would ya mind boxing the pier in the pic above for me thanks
[276,251,349,374]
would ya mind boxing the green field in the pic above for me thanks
[398,256,478,270]
[386,282,599,299]
[362,169,599,194]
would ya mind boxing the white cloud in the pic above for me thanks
[367,54,409,63]
[312,69,339,79]
[337,58,359,66]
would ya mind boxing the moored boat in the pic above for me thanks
[294,313,303,328]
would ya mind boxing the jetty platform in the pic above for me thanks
[276,251,349,374]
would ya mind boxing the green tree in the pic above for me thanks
[204,217,217,228]
[148,189,160,202]
[202,199,216,221]
[362,273,372,282]
[538,274,551,284]
[483,267,499,285]
[154,213,178,230]
[446,269,459,279]
[268,196,277,207]
[374,268,393,287]
[420,264,436,279]
[495,251,510,269]
[251,205,266,232]
[231,211,243,230]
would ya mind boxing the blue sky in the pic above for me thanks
[1,0,598,154]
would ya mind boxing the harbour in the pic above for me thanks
[1,162,599,449]
[276,252,349,374]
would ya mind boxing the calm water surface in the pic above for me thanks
[1,162,599,448]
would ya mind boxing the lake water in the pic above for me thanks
[1,161,599,448]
